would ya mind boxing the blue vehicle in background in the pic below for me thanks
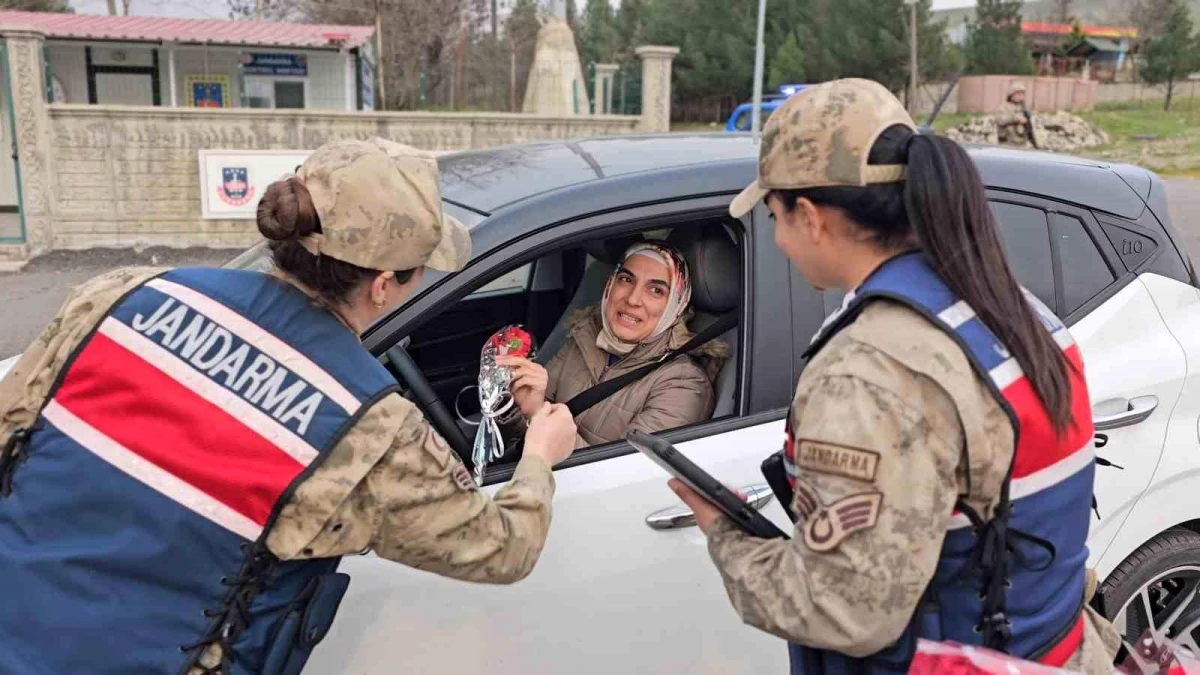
[724,84,809,132]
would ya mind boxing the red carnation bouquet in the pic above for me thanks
[471,325,536,484]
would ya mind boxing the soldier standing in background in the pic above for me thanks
[997,80,1040,149]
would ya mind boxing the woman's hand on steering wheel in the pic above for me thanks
[496,356,549,418]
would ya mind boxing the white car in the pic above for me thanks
[6,135,1200,671]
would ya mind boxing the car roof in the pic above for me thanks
[438,133,1149,221]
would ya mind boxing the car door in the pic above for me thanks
[306,197,797,675]
[988,195,1186,564]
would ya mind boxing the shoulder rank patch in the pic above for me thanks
[795,480,883,553]
[451,464,478,492]
[795,440,880,483]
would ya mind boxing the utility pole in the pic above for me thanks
[255,0,263,20]
[121,0,132,15]
[907,0,919,111]
[375,1,386,109]
[106,0,117,15]
[750,0,768,140]
[492,0,499,36]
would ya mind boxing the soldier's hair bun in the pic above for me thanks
[257,177,320,241]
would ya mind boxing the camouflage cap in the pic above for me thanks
[295,137,471,273]
[729,78,917,218]
[1009,80,1028,95]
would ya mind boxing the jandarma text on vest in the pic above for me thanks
[130,297,325,435]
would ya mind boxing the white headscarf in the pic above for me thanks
[596,241,692,356]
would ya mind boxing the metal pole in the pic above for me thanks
[375,2,386,109]
[750,0,767,140]
[909,0,918,112]
[106,0,117,15]
[255,0,263,20]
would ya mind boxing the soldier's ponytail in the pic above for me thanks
[904,133,1073,433]
[774,126,1074,433]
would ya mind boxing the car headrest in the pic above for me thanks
[668,221,740,314]
[585,233,644,265]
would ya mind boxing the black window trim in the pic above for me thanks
[987,189,1134,327]
[365,194,761,484]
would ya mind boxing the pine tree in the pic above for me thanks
[1140,1,1200,110]
[965,0,1034,75]
[579,0,617,69]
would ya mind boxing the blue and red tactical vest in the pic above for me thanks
[782,253,1096,674]
[0,268,398,675]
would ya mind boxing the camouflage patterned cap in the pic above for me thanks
[729,78,917,218]
[1009,80,1028,95]
[295,137,471,273]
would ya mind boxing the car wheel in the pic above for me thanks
[1102,528,1200,654]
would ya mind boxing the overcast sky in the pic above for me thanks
[68,0,979,21]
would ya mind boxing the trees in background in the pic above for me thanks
[1138,0,1200,110]
[964,0,1034,75]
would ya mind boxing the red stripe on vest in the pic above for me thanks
[53,332,304,527]
[1001,346,1094,481]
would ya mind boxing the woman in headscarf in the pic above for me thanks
[499,241,727,448]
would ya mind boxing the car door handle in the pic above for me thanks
[645,483,775,531]
[1093,395,1159,431]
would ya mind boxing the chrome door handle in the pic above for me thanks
[645,483,775,531]
[1093,395,1159,431]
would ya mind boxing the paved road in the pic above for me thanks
[2,178,1200,359]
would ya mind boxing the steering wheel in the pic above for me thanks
[383,343,474,462]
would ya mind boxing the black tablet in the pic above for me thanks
[627,430,788,539]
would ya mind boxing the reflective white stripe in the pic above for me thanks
[947,441,1095,530]
[989,357,1023,390]
[99,318,319,467]
[938,300,975,330]
[43,400,263,541]
[810,290,858,345]
[146,278,360,414]
[1053,327,1075,350]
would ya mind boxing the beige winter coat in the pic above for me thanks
[545,306,728,448]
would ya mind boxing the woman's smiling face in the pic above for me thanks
[604,253,672,344]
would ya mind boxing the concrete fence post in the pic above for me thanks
[635,45,679,133]
[2,25,51,256]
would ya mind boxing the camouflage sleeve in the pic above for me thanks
[994,103,1027,127]
[0,267,164,444]
[273,393,556,584]
[705,372,961,657]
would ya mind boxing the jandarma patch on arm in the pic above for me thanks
[795,440,880,483]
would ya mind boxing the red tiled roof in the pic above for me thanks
[0,10,374,49]
[1021,21,1138,39]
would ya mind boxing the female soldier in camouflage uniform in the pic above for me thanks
[0,138,577,674]
[670,79,1120,673]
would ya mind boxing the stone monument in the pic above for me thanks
[522,19,590,116]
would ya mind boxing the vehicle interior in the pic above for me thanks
[399,217,744,468]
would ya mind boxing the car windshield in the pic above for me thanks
[222,200,486,272]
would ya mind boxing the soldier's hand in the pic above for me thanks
[668,479,725,534]
[524,403,577,467]
[497,356,548,417]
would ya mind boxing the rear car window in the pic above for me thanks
[991,201,1056,310]
[1054,213,1116,315]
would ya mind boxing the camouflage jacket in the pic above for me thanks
[705,301,1118,671]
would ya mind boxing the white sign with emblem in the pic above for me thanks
[198,149,313,220]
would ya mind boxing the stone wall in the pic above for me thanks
[1,26,676,259]
[46,104,641,250]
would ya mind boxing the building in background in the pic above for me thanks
[0,10,377,111]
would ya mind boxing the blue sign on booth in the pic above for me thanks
[240,53,308,77]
